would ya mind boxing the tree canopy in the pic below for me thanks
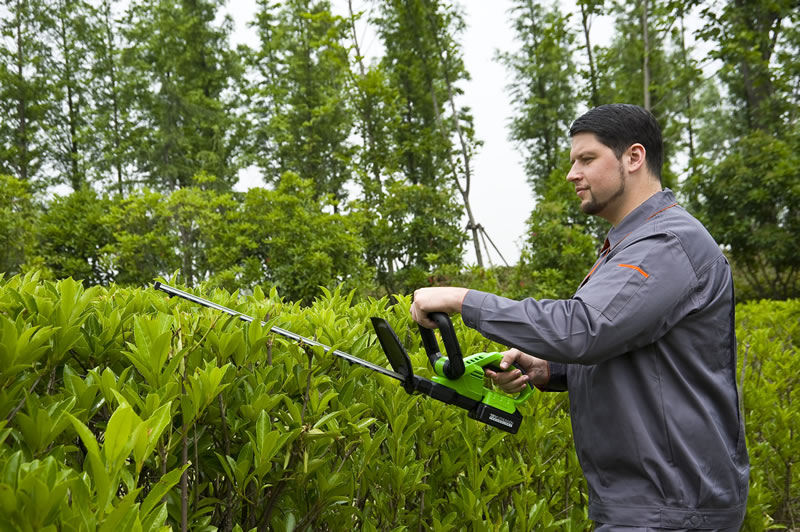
[0,0,797,300]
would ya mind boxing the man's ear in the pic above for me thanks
[626,143,647,173]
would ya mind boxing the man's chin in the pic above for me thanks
[581,199,602,216]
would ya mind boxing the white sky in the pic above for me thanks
[229,1,619,267]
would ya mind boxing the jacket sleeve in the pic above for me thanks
[461,232,699,366]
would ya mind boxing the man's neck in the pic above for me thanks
[608,178,663,227]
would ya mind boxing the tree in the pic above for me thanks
[592,0,693,189]
[207,172,372,303]
[359,0,467,293]
[516,160,603,300]
[47,0,95,190]
[498,0,577,196]
[248,0,355,206]
[684,0,800,300]
[0,0,54,183]
[102,188,180,286]
[419,0,486,267]
[576,0,605,108]
[121,0,244,191]
[356,176,466,295]
[87,0,140,195]
[685,130,800,300]
[697,0,799,136]
[36,187,114,285]
[0,175,40,275]
[166,181,239,287]
[498,0,604,291]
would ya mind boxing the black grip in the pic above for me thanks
[418,312,465,379]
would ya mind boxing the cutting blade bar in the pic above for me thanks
[154,282,405,381]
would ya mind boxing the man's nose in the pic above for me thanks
[566,164,580,182]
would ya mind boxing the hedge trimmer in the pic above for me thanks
[154,282,532,433]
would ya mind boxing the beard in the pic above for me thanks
[581,162,626,216]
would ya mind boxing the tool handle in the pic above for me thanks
[418,312,465,379]
[485,362,536,393]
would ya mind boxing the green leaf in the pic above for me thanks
[133,402,173,475]
[103,404,142,470]
[140,466,187,517]
[98,488,142,532]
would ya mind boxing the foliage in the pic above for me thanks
[736,298,800,530]
[696,0,800,136]
[46,0,96,191]
[36,186,114,286]
[124,0,245,191]
[498,0,577,194]
[0,272,587,531]
[513,158,606,301]
[101,187,181,287]
[8,175,371,303]
[247,0,354,205]
[356,177,466,296]
[362,0,469,287]
[0,175,39,276]
[0,0,54,182]
[0,273,796,530]
[2,0,798,303]
[207,172,373,304]
[685,130,800,300]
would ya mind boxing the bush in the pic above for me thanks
[737,299,800,530]
[0,273,796,530]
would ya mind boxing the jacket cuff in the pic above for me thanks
[538,362,568,391]
[461,289,489,329]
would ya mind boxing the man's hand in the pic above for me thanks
[485,348,550,393]
[410,287,469,329]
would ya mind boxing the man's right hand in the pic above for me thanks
[484,348,550,393]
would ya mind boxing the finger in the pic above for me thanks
[496,375,529,395]
[487,367,522,385]
[410,306,437,329]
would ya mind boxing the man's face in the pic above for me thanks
[567,132,626,222]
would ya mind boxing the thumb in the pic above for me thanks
[498,349,520,370]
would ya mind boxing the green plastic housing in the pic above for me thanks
[432,351,533,414]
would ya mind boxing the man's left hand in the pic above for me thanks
[410,287,470,329]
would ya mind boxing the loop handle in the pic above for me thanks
[418,312,465,379]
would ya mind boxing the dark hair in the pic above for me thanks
[569,104,663,181]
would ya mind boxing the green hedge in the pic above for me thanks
[0,273,797,531]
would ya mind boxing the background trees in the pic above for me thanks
[1,2,799,529]
[684,0,800,300]
[0,0,797,300]
[502,0,799,299]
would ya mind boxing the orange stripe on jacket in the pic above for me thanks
[618,264,649,278]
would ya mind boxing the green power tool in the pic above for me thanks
[371,313,533,434]
[154,282,533,433]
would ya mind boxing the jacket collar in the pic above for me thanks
[602,189,677,253]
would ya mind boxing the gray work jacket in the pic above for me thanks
[462,190,749,529]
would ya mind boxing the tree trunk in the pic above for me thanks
[580,3,600,108]
[422,1,484,267]
[642,0,651,110]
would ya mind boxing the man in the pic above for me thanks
[410,104,749,531]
